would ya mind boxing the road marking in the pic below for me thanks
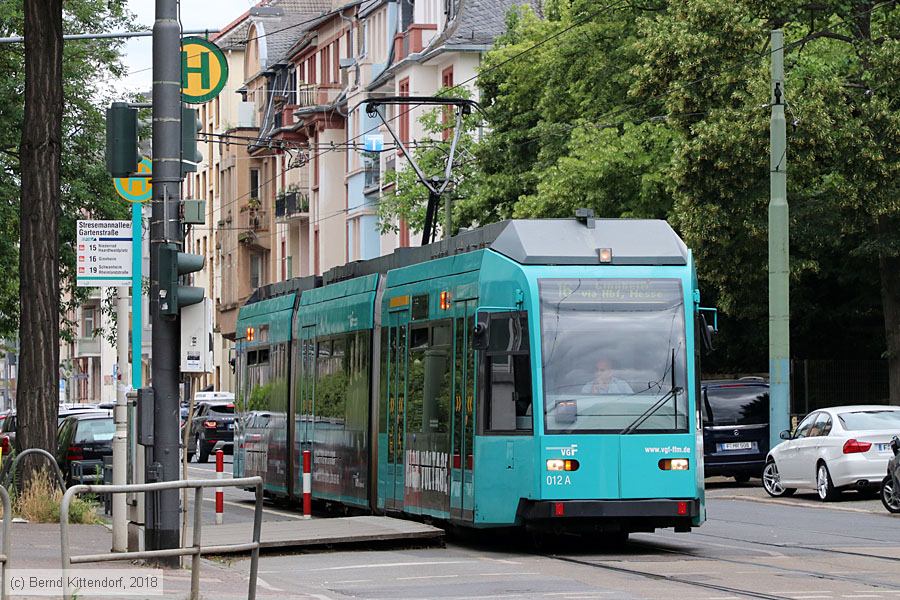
[841,596,882,598]
[308,560,477,571]
[788,597,832,599]
[485,557,523,565]
[256,577,283,592]
[327,580,371,584]
[199,495,310,520]
[477,572,541,577]
[396,574,459,581]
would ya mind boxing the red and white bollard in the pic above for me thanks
[215,449,224,525]
[302,449,311,519]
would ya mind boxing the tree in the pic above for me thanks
[13,0,130,482]
[635,0,899,397]
[19,0,64,481]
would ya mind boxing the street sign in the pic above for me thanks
[365,135,384,152]
[76,220,133,287]
[113,156,152,203]
[181,36,229,104]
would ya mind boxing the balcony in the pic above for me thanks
[276,191,310,223]
[235,101,257,129]
[274,103,298,130]
[296,84,343,109]
[76,337,101,357]
[393,24,438,61]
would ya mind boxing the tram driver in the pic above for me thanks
[582,357,634,395]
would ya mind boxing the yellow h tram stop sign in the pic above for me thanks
[114,156,152,203]
[181,36,229,104]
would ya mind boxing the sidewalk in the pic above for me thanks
[5,522,279,599]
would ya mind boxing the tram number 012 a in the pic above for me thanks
[546,474,571,486]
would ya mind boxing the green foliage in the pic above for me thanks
[0,0,133,339]
[453,0,899,373]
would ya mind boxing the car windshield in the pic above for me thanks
[540,278,688,434]
[837,410,900,431]
[74,418,115,443]
[208,404,234,416]
[705,386,769,426]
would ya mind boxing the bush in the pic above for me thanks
[10,470,99,524]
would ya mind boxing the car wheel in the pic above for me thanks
[763,460,795,497]
[816,463,839,502]
[882,475,900,514]
[196,436,210,464]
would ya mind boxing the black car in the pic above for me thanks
[56,413,114,486]
[702,379,770,482]
[185,401,235,463]
[1,406,103,455]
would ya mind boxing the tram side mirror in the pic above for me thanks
[779,429,792,440]
[699,308,718,353]
[473,317,489,351]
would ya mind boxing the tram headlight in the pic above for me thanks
[659,458,690,471]
[546,459,580,471]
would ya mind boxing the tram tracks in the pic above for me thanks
[543,534,900,600]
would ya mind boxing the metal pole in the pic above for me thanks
[132,202,143,389]
[147,0,182,564]
[769,30,790,448]
[112,287,129,552]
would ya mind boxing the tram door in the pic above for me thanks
[384,311,408,511]
[451,301,476,521]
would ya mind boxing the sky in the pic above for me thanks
[120,0,257,92]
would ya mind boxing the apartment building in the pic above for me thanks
[188,0,539,386]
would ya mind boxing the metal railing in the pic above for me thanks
[60,476,263,600]
[0,485,10,600]
[0,448,66,491]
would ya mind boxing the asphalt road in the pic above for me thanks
[184,463,900,600]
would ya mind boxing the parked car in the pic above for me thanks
[763,405,900,501]
[55,412,115,486]
[702,379,770,482]
[0,406,104,455]
[185,401,235,463]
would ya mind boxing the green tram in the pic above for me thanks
[233,217,708,535]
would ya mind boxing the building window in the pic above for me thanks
[359,21,368,57]
[250,253,263,290]
[441,66,454,141]
[250,168,259,199]
[399,78,410,145]
[82,307,95,338]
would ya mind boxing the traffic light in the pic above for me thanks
[181,106,202,177]
[158,243,205,317]
[105,102,139,178]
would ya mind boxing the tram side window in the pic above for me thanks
[407,327,429,433]
[484,313,532,433]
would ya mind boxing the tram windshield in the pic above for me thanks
[540,278,688,434]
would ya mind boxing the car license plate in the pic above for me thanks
[227,423,234,430]
[719,441,753,451]
[877,443,890,452]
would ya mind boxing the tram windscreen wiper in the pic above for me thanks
[620,348,681,435]
[619,386,682,435]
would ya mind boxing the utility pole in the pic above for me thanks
[147,0,182,562]
[112,287,129,552]
[769,29,790,448]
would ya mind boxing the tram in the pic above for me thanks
[233,216,707,537]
